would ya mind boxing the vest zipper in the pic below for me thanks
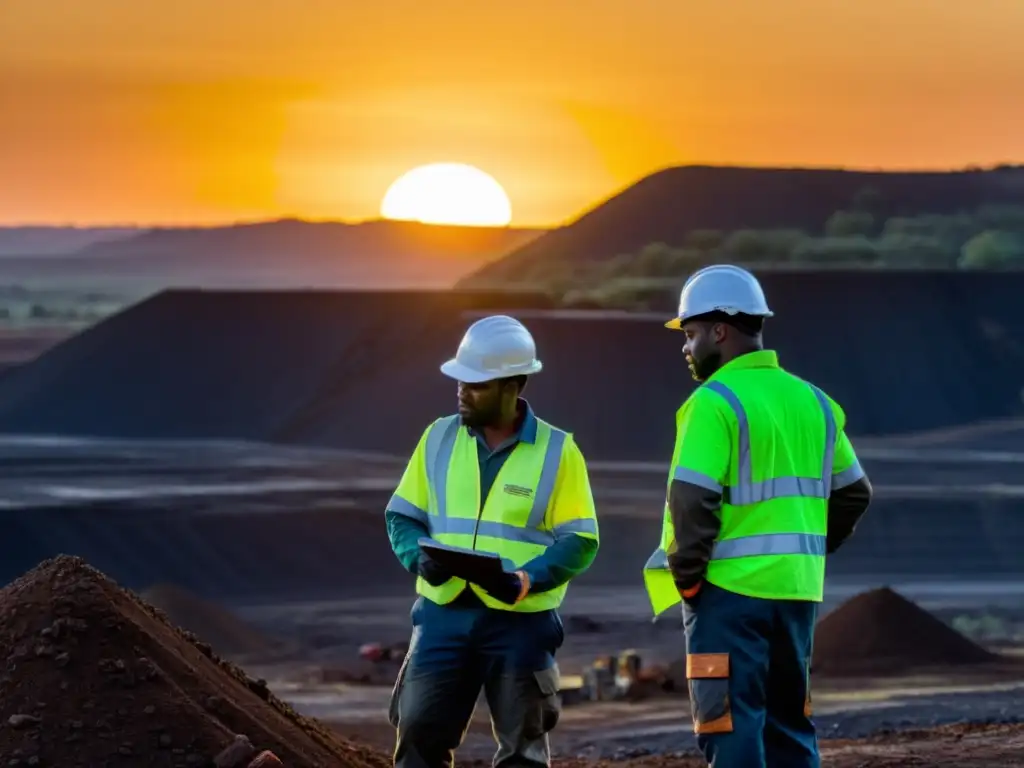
[473,459,497,550]
[472,491,486,550]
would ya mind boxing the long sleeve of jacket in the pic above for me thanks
[519,534,599,593]
[826,475,873,554]
[826,420,873,554]
[667,480,722,591]
[386,509,429,574]
[386,422,436,575]
[663,388,732,593]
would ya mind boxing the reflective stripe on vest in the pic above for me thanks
[647,380,835,566]
[416,415,597,612]
[388,416,599,543]
[673,380,837,506]
[707,379,833,559]
[644,529,828,570]
[413,415,597,542]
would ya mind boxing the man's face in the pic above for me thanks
[681,320,725,382]
[458,379,508,429]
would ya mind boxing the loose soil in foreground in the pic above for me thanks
[2,554,1022,767]
[0,555,388,768]
[339,718,1024,768]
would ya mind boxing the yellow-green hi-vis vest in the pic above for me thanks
[644,355,863,616]
[389,415,598,612]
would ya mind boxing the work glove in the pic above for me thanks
[487,571,529,605]
[678,580,703,608]
[417,550,453,586]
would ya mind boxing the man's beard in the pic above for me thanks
[459,405,500,430]
[689,350,722,382]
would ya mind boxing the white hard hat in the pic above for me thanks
[440,315,543,383]
[665,264,774,330]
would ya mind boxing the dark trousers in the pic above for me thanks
[683,581,819,768]
[389,592,564,768]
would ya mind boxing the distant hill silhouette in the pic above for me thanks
[461,164,1024,286]
[0,219,543,289]
[76,218,541,263]
[0,226,140,256]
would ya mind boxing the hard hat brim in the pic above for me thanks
[665,310,774,330]
[440,359,496,384]
[440,359,542,383]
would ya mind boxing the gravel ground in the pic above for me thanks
[310,680,1024,762]
[561,685,1024,759]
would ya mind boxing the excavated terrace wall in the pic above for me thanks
[0,272,1023,461]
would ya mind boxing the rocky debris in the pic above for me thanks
[314,641,412,686]
[0,554,389,768]
[813,587,1003,677]
[143,583,281,658]
[358,640,408,663]
[248,752,286,768]
[8,714,41,729]
[317,660,402,687]
[214,734,257,767]
[564,615,603,634]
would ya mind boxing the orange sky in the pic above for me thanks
[1,0,1023,227]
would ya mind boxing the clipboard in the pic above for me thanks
[418,538,509,591]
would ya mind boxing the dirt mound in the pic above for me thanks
[142,583,279,657]
[0,555,388,768]
[812,587,1001,677]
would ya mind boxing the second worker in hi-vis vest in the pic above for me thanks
[643,265,873,768]
[385,315,600,768]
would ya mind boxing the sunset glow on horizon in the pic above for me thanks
[2,0,1023,227]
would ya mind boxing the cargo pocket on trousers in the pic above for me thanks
[387,654,409,728]
[530,665,562,737]
[387,630,420,728]
[686,653,733,735]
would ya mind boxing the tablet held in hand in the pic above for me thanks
[418,538,509,592]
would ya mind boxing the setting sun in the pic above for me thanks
[380,163,513,227]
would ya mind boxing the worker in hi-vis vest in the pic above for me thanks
[385,314,600,768]
[643,265,873,768]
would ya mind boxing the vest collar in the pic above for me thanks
[517,399,539,444]
[706,349,779,383]
[467,398,538,446]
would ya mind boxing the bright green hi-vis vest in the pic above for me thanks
[389,414,599,612]
[643,350,865,615]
